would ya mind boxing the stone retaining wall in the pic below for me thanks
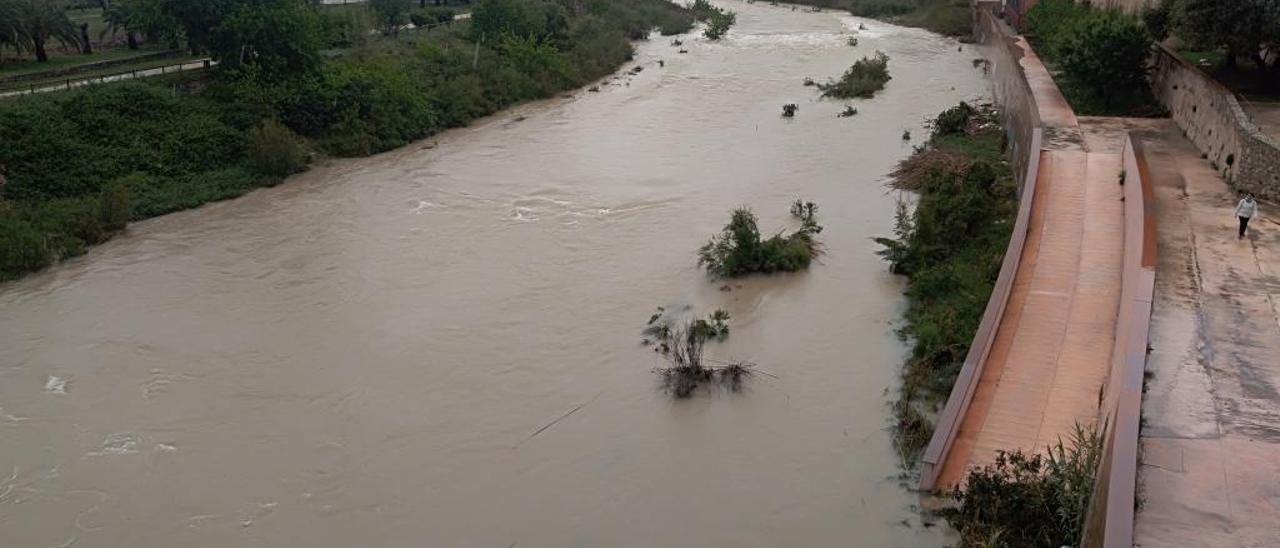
[1151,46,1280,200]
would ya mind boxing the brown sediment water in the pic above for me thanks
[0,3,987,546]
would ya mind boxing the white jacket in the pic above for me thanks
[1236,198,1258,219]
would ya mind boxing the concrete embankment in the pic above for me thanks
[921,6,1125,493]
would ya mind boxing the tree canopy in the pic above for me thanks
[1163,0,1280,84]
[0,0,82,62]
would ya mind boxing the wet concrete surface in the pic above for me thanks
[1134,120,1280,547]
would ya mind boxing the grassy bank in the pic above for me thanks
[874,103,1016,463]
[0,0,694,281]
[773,0,973,37]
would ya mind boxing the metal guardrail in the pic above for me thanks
[0,58,215,99]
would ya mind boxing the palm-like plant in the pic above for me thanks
[0,0,29,62]
[100,0,138,49]
[9,0,81,62]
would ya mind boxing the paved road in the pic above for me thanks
[1135,120,1280,548]
[0,59,213,99]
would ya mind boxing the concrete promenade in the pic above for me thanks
[935,39,1126,487]
[1134,122,1280,548]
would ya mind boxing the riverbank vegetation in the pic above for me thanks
[0,0,695,281]
[942,424,1101,548]
[698,203,823,278]
[1024,0,1161,116]
[818,51,890,98]
[767,0,973,37]
[873,102,1015,463]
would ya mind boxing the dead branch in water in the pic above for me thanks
[513,392,601,449]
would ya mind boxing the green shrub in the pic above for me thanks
[1024,0,1093,55]
[943,425,1102,548]
[248,119,309,178]
[932,101,974,137]
[818,51,891,99]
[690,0,736,40]
[874,104,1015,461]
[1024,0,1158,116]
[99,178,131,231]
[699,206,823,278]
[0,214,51,279]
[703,10,736,40]
[1057,12,1154,112]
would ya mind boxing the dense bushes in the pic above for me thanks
[0,177,133,280]
[0,0,693,281]
[818,51,890,98]
[0,84,246,203]
[874,103,1015,462]
[1024,0,1158,115]
[248,120,309,178]
[942,425,1101,548]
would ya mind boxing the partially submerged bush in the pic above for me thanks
[690,0,736,40]
[642,307,747,398]
[931,101,975,137]
[654,321,754,398]
[781,103,799,117]
[818,52,891,99]
[698,205,823,278]
[790,199,817,221]
[942,425,1102,548]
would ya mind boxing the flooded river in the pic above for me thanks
[0,3,987,546]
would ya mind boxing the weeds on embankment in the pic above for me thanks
[874,102,1015,464]
[941,424,1102,548]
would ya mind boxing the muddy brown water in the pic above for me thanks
[0,3,988,546]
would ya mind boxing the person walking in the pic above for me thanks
[1235,193,1258,239]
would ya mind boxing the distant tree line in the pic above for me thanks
[1145,0,1280,89]
[0,0,695,280]
[1,0,87,62]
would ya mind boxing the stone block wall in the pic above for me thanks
[1151,46,1280,200]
